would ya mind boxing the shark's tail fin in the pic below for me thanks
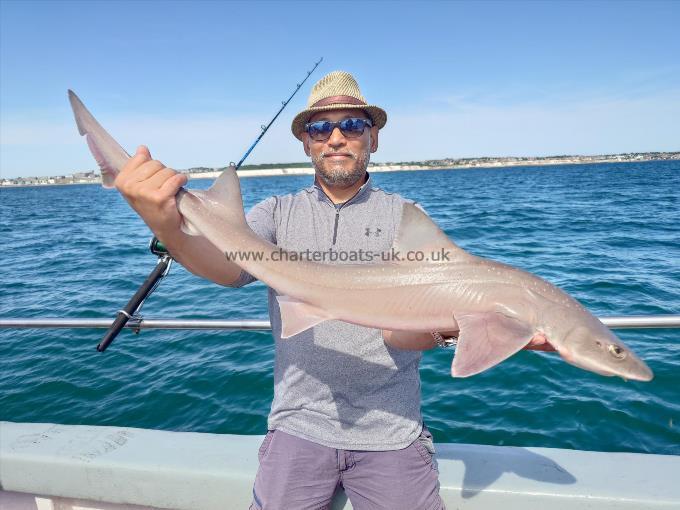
[68,90,131,188]
[69,90,248,240]
[176,166,247,236]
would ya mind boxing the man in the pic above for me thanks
[115,71,552,509]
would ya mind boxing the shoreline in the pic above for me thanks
[1,157,676,188]
[189,156,668,180]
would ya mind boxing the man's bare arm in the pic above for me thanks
[115,145,242,286]
[160,231,243,287]
[382,329,557,351]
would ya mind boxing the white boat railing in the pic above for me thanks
[0,314,679,330]
[2,421,679,510]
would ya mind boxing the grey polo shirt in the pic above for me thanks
[231,174,423,450]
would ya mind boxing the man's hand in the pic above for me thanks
[383,329,557,352]
[114,145,188,241]
[114,145,243,286]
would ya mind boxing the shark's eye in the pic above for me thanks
[595,340,603,349]
[608,344,627,360]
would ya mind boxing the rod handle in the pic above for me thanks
[97,313,132,352]
[96,257,170,352]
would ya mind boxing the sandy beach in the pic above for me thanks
[190,164,434,180]
[4,154,676,188]
[188,157,661,180]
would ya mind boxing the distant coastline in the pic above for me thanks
[2,151,678,188]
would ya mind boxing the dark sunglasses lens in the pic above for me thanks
[339,118,367,138]
[307,118,370,140]
[308,121,333,141]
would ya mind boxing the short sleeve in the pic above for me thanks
[227,196,278,288]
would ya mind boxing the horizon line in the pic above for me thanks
[2,150,678,183]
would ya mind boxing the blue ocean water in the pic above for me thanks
[1,161,678,455]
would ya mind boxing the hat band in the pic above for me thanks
[311,95,366,108]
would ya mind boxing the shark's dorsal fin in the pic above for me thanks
[205,166,245,219]
[190,166,246,225]
[176,166,248,235]
[393,203,470,262]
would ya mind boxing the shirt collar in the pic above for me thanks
[309,172,373,207]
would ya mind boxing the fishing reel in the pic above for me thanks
[149,236,169,257]
[149,236,173,277]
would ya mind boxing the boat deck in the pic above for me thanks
[1,421,679,509]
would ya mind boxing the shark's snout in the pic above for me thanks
[626,362,654,382]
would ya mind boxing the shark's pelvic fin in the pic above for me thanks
[277,295,334,338]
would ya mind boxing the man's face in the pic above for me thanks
[303,109,379,189]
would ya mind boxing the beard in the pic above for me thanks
[311,146,371,188]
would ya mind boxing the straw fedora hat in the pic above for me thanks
[291,71,387,140]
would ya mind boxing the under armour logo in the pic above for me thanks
[365,228,382,237]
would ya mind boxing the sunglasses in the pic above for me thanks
[304,118,373,141]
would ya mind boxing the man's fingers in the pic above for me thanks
[125,145,153,172]
[136,145,151,159]
[526,343,555,351]
[525,333,557,351]
[116,145,153,185]
[158,172,188,198]
[145,167,184,194]
[131,160,170,183]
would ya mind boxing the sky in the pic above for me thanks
[1,0,679,178]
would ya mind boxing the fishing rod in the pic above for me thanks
[96,57,323,352]
[234,57,323,170]
[96,238,172,352]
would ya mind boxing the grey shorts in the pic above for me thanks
[250,427,445,510]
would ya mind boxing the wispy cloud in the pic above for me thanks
[382,89,680,161]
[423,64,680,114]
[0,112,306,178]
[2,88,678,179]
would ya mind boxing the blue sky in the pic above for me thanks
[1,0,678,178]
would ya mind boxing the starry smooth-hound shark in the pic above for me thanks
[68,90,653,381]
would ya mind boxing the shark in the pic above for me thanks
[68,90,654,382]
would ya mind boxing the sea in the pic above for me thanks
[1,160,679,456]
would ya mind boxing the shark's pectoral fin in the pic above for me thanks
[451,311,534,378]
[276,295,334,339]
